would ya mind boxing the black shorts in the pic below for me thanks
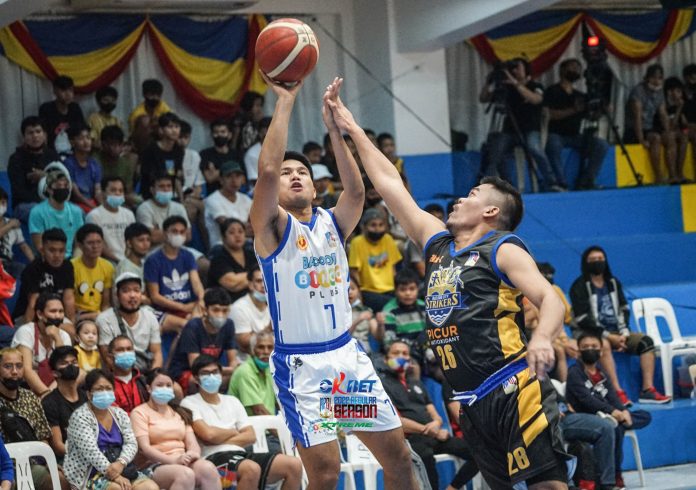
[458,368,571,489]
[206,450,278,489]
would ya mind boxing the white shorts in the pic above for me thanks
[270,333,402,448]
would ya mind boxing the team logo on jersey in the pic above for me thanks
[325,231,338,248]
[296,235,308,250]
[425,264,466,326]
[464,251,479,267]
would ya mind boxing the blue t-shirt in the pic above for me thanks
[143,248,198,305]
[64,155,102,199]
[28,200,84,256]
[169,317,236,379]
[594,284,618,331]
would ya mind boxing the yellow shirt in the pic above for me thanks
[71,256,114,313]
[87,112,123,148]
[348,234,402,293]
[75,344,102,371]
[128,100,172,134]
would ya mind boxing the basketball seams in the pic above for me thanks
[255,18,319,83]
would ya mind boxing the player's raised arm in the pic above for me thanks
[250,74,302,256]
[322,78,364,237]
[326,92,445,250]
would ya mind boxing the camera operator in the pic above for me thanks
[544,59,610,190]
[479,58,562,192]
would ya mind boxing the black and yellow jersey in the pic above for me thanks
[423,230,528,392]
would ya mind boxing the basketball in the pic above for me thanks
[255,18,319,84]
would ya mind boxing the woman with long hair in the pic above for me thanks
[208,218,255,303]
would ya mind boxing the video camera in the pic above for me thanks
[487,59,520,113]
[581,24,613,120]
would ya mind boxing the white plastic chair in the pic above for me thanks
[344,434,381,490]
[631,297,696,397]
[6,441,61,490]
[625,430,645,487]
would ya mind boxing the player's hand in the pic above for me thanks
[526,333,555,380]
[325,88,358,134]
[322,77,343,132]
[260,71,303,100]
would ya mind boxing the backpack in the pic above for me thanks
[0,402,38,443]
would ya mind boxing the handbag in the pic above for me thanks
[102,444,139,481]
[0,403,37,443]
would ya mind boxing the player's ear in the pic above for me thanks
[483,206,500,218]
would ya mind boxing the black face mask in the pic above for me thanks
[51,188,70,203]
[580,349,601,365]
[587,260,606,276]
[565,71,581,82]
[44,317,64,327]
[144,98,159,109]
[58,364,79,381]
[1,378,20,390]
[99,102,116,114]
[366,231,385,242]
[213,136,229,147]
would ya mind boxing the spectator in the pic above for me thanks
[229,267,271,356]
[138,113,184,200]
[349,208,402,312]
[654,76,689,184]
[128,78,172,135]
[97,272,162,373]
[311,164,339,209]
[64,369,158,490]
[87,85,123,150]
[364,128,378,147]
[0,434,13,489]
[228,332,276,415]
[7,116,59,224]
[86,176,136,262]
[303,141,323,165]
[63,122,103,213]
[94,125,139,207]
[183,355,302,489]
[129,114,154,156]
[42,345,86,460]
[136,173,190,247]
[209,219,255,304]
[0,347,68,489]
[480,58,562,192]
[179,121,207,249]
[0,187,34,279]
[130,369,222,490]
[107,335,149,414]
[75,320,101,372]
[203,161,252,248]
[682,63,696,151]
[243,116,272,188]
[567,331,653,490]
[544,58,610,190]
[625,64,673,184]
[169,288,237,393]
[377,132,405,176]
[379,341,478,490]
[39,75,86,154]
[199,119,239,195]
[144,216,204,331]
[570,245,671,405]
[237,91,265,156]
[72,224,114,321]
[12,291,72,396]
[28,161,84,255]
[13,228,76,325]
[348,280,382,353]
[116,223,152,283]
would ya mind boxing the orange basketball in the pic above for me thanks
[255,18,319,84]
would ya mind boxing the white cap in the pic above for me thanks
[115,272,142,290]
[311,164,333,181]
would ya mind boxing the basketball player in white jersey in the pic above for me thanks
[251,75,417,489]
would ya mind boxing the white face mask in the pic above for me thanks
[167,233,186,248]
[0,205,6,217]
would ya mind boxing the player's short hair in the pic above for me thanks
[284,151,313,180]
[479,176,523,231]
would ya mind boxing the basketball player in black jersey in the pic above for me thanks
[325,80,572,490]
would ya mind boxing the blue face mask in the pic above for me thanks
[151,386,175,405]
[92,391,116,410]
[253,357,270,370]
[106,195,125,208]
[155,191,173,205]
[199,374,222,394]
[252,290,267,304]
[114,351,136,370]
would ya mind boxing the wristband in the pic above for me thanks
[117,457,128,466]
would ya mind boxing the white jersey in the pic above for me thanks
[256,207,351,347]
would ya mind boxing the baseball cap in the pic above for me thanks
[115,272,142,290]
[220,161,245,176]
[311,164,333,181]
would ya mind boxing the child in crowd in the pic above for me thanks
[348,281,383,353]
[75,319,101,371]
[0,187,34,279]
[64,123,102,213]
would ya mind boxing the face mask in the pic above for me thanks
[208,315,227,330]
[144,98,159,109]
[58,364,80,381]
[587,260,606,276]
[252,290,267,304]
[351,299,362,308]
[99,102,116,114]
[199,374,222,394]
[0,205,6,217]
[366,231,385,242]
[52,187,70,203]
[387,356,409,372]
[1,378,20,390]
[580,349,601,365]
[114,351,137,370]
[91,391,116,410]
[254,357,270,370]
[151,386,175,405]
[167,233,186,249]
[154,191,173,205]
[79,341,97,352]
[106,195,125,208]
[565,71,581,82]
[44,317,64,327]
[213,136,229,147]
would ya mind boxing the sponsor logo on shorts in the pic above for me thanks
[332,396,378,419]
[308,420,375,434]
[425,264,467,326]
[502,375,518,395]
[319,372,377,394]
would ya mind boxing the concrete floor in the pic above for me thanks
[624,463,696,490]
